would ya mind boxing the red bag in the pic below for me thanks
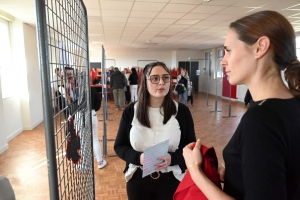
[173,145,221,200]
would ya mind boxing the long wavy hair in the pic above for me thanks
[136,62,176,128]
[130,68,138,79]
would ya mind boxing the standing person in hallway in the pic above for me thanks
[128,67,139,102]
[122,68,130,105]
[53,68,63,93]
[176,69,190,105]
[110,67,126,110]
[109,66,114,77]
[114,62,196,200]
[90,87,107,169]
[187,81,194,106]
[183,10,300,200]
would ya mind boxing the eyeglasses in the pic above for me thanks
[147,74,171,84]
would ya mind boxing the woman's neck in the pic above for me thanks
[248,73,293,101]
[149,97,164,108]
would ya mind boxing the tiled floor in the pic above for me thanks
[0,92,248,200]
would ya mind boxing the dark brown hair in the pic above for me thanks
[136,62,176,128]
[230,10,300,97]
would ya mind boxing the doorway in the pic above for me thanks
[178,61,199,92]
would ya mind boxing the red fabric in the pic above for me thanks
[90,69,97,83]
[222,67,237,99]
[173,145,221,200]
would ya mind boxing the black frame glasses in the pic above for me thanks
[147,74,171,84]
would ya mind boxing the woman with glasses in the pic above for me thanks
[114,61,196,200]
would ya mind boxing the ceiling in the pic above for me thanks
[0,0,300,52]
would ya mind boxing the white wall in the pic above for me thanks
[3,19,24,141]
[171,51,176,69]
[89,49,206,71]
[22,23,43,129]
[90,50,173,69]
[0,19,43,154]
[0,71,8,154]
[176,50,204,62]
[237,84,248,102]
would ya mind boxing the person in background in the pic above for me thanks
[53,68,63,93]
[123,68,130,81]
[57,79,68,118]
[110,67,126,110]
[176,69,190,105]
[90,87,107,169]
[128,67,139,102]
[122,69,130,105]
[125,69,132,104]
[183,10,300,200]
[92,76,101,85]
[114,61,196,200]
[187,81,194,106]
[109,66,114,77]
[53,68,67,117]
[90,68,97,85]
[53,68,63,101]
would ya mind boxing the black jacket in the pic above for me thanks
[110,70,125,89]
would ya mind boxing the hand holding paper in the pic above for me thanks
[142,140,169,178]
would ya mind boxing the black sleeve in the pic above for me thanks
[240,110,287,200]
[114,104,142,170]
[170,103,196,172]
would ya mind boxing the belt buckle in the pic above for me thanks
[150,171,160,179]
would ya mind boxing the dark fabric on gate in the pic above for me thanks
[66,116,81,164]
[173,145,221,200]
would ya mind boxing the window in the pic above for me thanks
[204,51,212,77]
[0,18,13,99]
[216,49,223,78]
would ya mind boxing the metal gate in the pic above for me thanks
[35,0,94,199]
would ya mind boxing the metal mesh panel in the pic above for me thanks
[35,0,94,199]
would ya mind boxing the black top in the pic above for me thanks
[223,98,300,200]
[179,76,187,88]
[90,87,101,111]
[128,73,138,85]
[114,102,196,173]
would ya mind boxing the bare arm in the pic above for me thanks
[183,139,234,200]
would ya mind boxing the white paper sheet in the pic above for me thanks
[142,140,169,178]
